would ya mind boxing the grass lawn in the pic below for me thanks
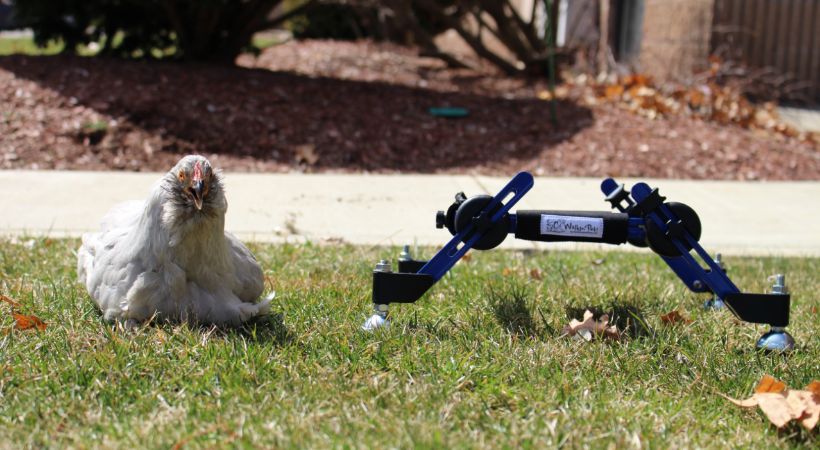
[0,32,282,58]
[0,238,817,448]
[0,37,62,56]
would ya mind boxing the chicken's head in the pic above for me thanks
[165,155,224,214]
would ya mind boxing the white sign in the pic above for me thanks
[540,214,604,238]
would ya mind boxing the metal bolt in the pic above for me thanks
[399,245,412,262]
[375,259,392,273]
[714,253,725,270]
[371,302,389,320]
[693,280,703,290]
[771,274,787,294]
[756,274,794,352]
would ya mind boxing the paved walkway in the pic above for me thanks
[1,170,818,256]
[778,106,820,133]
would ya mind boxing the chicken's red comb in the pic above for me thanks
[192,161,203,181]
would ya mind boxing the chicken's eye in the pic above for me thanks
[177,170,186,182]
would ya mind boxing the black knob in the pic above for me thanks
[436,211,446,228]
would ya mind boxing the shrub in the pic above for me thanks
[12,0,311,62]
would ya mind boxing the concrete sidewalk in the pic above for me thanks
[1,170,818,256]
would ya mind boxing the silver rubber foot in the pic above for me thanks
[362,304,390,331]
[756,327,795,352]
[703,297,725,310]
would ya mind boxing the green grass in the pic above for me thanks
[0,32,282,58]
[0,238,817,448]
[251,32,287,51]
[0,37,62,56]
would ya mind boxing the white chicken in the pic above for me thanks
[77,155,271,326]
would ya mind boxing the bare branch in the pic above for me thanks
[502,0,544,51]
[412,0,521,74]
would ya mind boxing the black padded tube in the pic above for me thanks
[514,210,630,245]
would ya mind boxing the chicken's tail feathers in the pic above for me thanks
[76,233,98,284]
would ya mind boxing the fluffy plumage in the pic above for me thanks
[77,155,271,326]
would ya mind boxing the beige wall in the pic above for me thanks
[639,0,715,80]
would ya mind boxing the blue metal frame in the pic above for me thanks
[630,183,740,298]
[420,173,739,298]
[417,171,534,281]
[601,178,738,296]
[369,172,792,347]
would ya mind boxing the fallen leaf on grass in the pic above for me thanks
[2,293,47,332]
[12,312,47,331]
[725,375,820,430]
[529,268,542,280]
[561,310,621,341]
[755,374,786,394]
[660,310,692,325]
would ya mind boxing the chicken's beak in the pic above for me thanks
[191,180,204,210]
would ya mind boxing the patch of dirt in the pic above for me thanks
[0,39,817,180]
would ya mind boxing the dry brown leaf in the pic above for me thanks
[756,393,797,428]
[2,295,47,332]
[755,374,787,394]
[561,310,621,341]
[502,267,513,277]
[12,312,47,331]
[623,74,651,87]
[529,268,542,280]
[603,84,624,100]
[793,389,820,430]
[687,88,707,107]
[660,310,692,325]
[726,375,820,430]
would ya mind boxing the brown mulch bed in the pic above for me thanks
[0,39,817,180]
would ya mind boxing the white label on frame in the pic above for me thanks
[540,215,604,238]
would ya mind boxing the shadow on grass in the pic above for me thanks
[233,312,294,346]
[779,424,818,446]
[135,311,294,346]
[487,284,555,339]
